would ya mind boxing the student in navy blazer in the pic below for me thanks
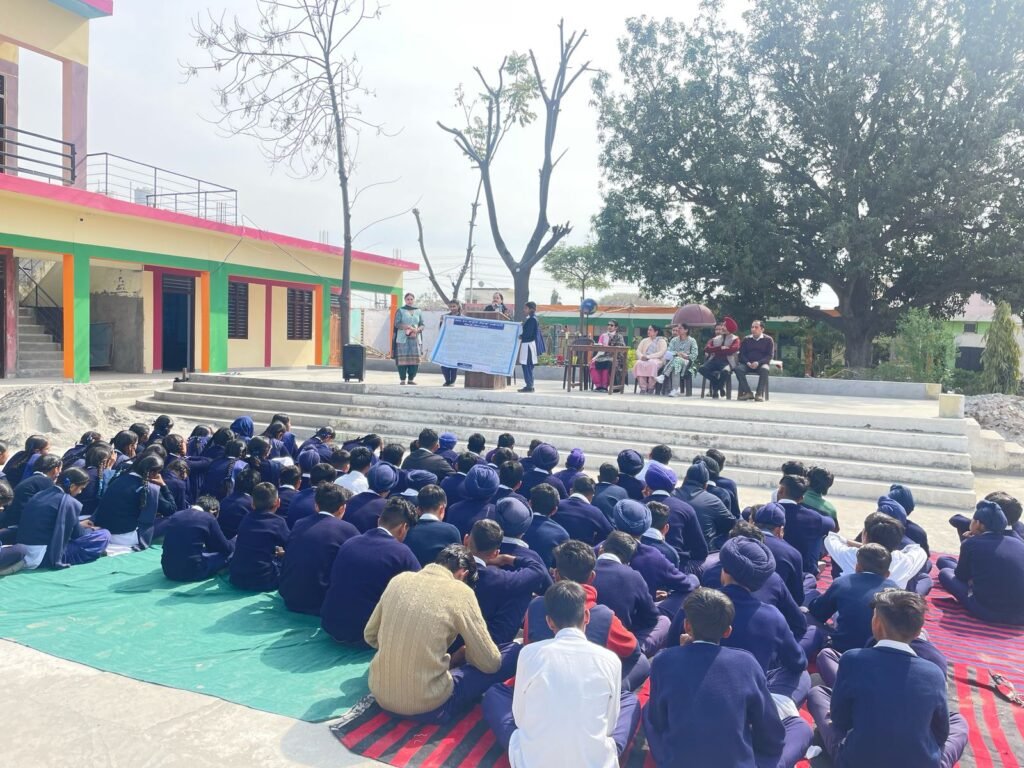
[229,483,290,591]
[777,474,836,575]
[278,484,358,614]
[593,464,629,521]
[521,483,569,568]
[553,476,613,545]
[643,462,709,574]
[403,485,462,567]
[286,463,337,528]
[615,450,646,501]
[490,461,528,505]
[518,443,567,499]
[160,496,234,581]
[594,532,670,656]
[753,503,811,605]
[705,448,741,516]
[320,497,421,644]
[808,589,968,768]
[493,497,551,572]
[446,464,500,537]
[440,453,476,506]
[346,463,400,533]
[675,462,734,551]
[276,466,301,520]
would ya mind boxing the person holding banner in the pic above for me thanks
[518,302,544,393]
[440,301,462,387]
[394,293,425,385]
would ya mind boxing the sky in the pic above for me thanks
[19,0,811,307]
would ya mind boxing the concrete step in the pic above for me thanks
[15,368,65,378]
[17,340,61,353]
[18,351,64,364]
[148,387,972,471]
[17,331,56,344]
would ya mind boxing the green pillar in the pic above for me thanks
[208,267,228,372]
[320,282,332,365]
[66,251,90,383]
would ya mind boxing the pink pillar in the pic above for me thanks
[0,57,18,176]
[61,60,88,188]
[1,248,16,378]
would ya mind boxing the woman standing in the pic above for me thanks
[665,323,699,396]
[394,292,425,385]
[485,292,509,317]
[588,320,626,392]
[633,324,668,394]
[441,299,462,386]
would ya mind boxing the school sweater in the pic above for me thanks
[629,541,699,600]
[521,514,569,568]
[642,531,681,567]
[15,486,90,568]
[717,475,742,517]
[320,528,421,643]
[346,494,387,533]
[403,515,462,567]
[647,492,709,567]
[160,508,235,582]
[285,486,318,529]
[808,571,898,652]
[905,519,930,555]
[278,513,359,614]
[644,642,785,768]
[830,645,949,768]
[954,531,1024,624]
[616,474,645,501]
[498,538,548,570]
[701,565,807,641]
[401,448,453,481]
[489,486,529,505]
[445,497,495,538]
[93,473,172,537]
[296,438,333,462]
[519,468,568,500]
[593,555,662,632]
[779,499,837,574]
[593,482,628,521]
[228,511,289,591]
[276,486,298,520]
[217,492,253,540]
[761,530,807,605]
[474,555,550,644]
[439,472,467,505]
[1,473,54,527]
[554,495,614,545]
[676,484,734,550]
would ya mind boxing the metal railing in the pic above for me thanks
[0,123,77,184]
[18,262,64,344]
[85,152,238,225]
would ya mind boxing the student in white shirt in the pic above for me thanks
[336,447,372,494]
[825,511,927,590]
[482,581,641,767]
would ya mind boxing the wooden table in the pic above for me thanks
[566,344,629,394]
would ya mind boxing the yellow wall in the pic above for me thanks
[0,43,19,64]
[270,285,314,367]
[1,0,91,65]
[227,282,266,369]
[142,270,153,372]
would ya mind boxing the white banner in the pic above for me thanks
[430,315,522,376]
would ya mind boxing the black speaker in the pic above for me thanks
[342,344,366,382]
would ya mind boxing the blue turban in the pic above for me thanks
[532,443,559,471]
[684,462,710,488]
[495,497,533,538]
[720,536,776,591]
[298,449,321,474]
[439,432,458,451]
[613,499,652,536]
[644,462,678,493]
[617,449,644,476]
[974,500,1007,533]
[888,484,916,515]
[367,462,399,493]
[566,448,586,470]
[405,469,437,491]
[876,496,907,527]
[754,502,786,529]
[463,464,500,499]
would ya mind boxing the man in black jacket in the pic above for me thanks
[401,429,454,482]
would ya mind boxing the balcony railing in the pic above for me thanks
[85,152,238,225]
[0,124,77,184]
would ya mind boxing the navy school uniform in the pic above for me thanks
[780,499,836,574]
[644,642,785,768]
[905,519,930,555]
[2,451,39,487]
[93,473,173,544]
[229,510,290,591]
[320,527,421,643]
[490,486,528,505]
[518,468,567,500]
[552,468,583,491]
[808,571,898,652]
[647,492,709,571]
[642,532,680,567]
[948,531,1024,625]
[297,438,333,462]
[403,514,462,567]
[705,482,734,514]
[278,513,359,614]
[446,497,495,538]
[617,473,645,501]
[676,485,734,551]
[162,471,189,513]
[553,495,613,545]
[345,493,387,533]
[277,485,298,520]
[761,530,807,605]
[628,541,698,605]
[1,472,54,527]
[437,448,459,468]
[439,472,467,505]
[77,466,108,519]
[593,482,628,521]
[474,555,550,644]
[717,475,741,517]
[217,492,253,541]
[200,457,240,499]
[593,555,662,633]
[497,537,548,570]
[285,486,318,529]
[701,564,807,642]
[15,486,109,568]
[160,507,235,581]
[522,514,569,568]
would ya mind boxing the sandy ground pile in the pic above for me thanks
[966,393,1024,446]
[0,384,142,454]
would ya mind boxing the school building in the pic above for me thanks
[0,0,416,382]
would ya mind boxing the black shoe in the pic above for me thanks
[518,386,535,393]
[400,380,406,385]
[407,380,418,385]
[442,382,453,387]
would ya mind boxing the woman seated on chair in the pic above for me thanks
[664,323,699,397]
[633,325,667,394]
[589,320,626,392]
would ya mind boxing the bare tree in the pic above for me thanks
[411,180,481,306]
[438,20,592,318]
[184,0,384,347]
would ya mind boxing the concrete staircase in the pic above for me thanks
[16,306,64,378]
[133,373,979,511]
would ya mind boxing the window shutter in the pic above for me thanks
[227,281,249,339]
[287,288,313,340]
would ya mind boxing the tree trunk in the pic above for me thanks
[842,324,875,369]
[513,267,532,322]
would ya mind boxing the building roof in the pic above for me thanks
[48,0,113,19]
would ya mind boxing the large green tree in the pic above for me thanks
[594,0,1024,366]
[542,244,612,329]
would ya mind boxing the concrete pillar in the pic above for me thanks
[0,45,19,177]
[61,59,88,188]
[62,252,90,382]
[207,268,228,372]
[938,393,965,419]
[1,248,16,377]
[314,283,328,366]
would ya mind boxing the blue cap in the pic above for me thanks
[463,464,500,499]
[876,496,907,527]
[439,432,458,450]
[406,469,438,491]
[298,449,321,474]
[754,502,786,529]
[495,497,533,537]
[644,462,677,493]
[612,499,652,536]
[367,462,399,493]
[974,499,1007,532]
[566,448,586,470]
[617,449,644,476]
[532,443,559,471]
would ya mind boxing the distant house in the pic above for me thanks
[948,294,1024,371]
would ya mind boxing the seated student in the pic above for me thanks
[552,447,586,491]
[803,544,897,657]
[110,430,138,471]
[468,519,550,645]
[593,463,628,521]
[808,590,968,768]
[446,463,500,537]
[803,466,839,529]
[616,449,646,501]
[328,447,351,477]
[228,415,255,441]
[491,460,527,504]
[93,455,175,551]
[397,469,439,505]
[61,431,103,469]
[403,484,461,567]
[700,522,807,646]
[693,454,733,512]
[3,435,51,488]
[642,501,681,566]
[16,468,110,570]
[817,624,950,689]
[887,484,929,552]
[484,433,517,464]
[644,462,708,574]
[705,448,740,516]
[522,539,648,691]
[286,463,337,528]
[161,458,190,516]
[635,443,671,484]
[487,447,516,471]
[435,432,459,468]
[467,433,487,462]
[401,429,454,481]
[336,445,372,494]
[261,420,290,460]
[160,495,234,581]
[937,500,1024,625]
[217,467,261,541]
[2,454,62,529]
[297,425,336,463]
[440,452,477,506]
[825,510,927,591]
[278,484,356,613]
[752,503,809,605]
[365,543,519,720]
[200,438,247,500]
[777,473,836,575]
[494,496,548,570]
[554,475,614,545]
[519,443,567,499]
[77,442,115,520]
[321,497,421,643]
[611,499,698,619]
[594,531,671,656]
[245,437,283,487]
[644,588,793,768]
[346,462,399,533]
[276,465,302,520]
[949,490,1024,541]
[129,422,152,448]
[228,483,289,591]
[482,581,641,763]
[676,461,734,551]
[523,483,570,568]
[676,536,810,710]
[147,415,174,448]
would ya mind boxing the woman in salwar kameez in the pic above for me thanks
[394,293,425,385]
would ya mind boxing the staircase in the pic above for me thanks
[16,306,64,378]
[132,373,980,511]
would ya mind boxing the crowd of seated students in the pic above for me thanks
[3,417,1024,767]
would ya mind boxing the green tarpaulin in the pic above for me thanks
[0,548,372,721]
